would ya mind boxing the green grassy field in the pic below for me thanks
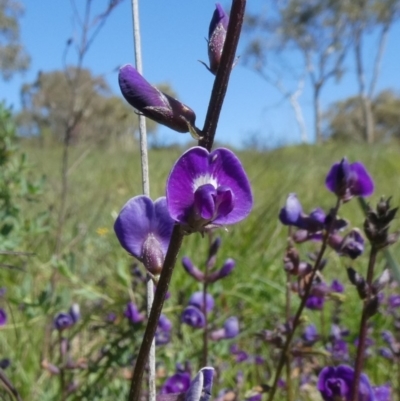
[1,139,400,400]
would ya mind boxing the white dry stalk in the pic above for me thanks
[130,1,156,401]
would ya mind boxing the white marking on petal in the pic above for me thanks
[192,174,218,191]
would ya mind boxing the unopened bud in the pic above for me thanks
[142,234,164,275]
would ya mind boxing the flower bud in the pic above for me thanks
[142,234,165,275]
[119,65,200,137]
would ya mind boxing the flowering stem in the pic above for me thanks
[267,198,341,401]
[285,271,293,401]
[198,0,247,151]
[350,245,378,401]
[127,2,246,399]
[58,332,66,401]
[128,225,184,401]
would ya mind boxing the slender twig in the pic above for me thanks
[59,331,66,401]
[127,2,246,400]
[130,0,155,400]
[267,198,341,401]
[285,272,293,401]
[350,246,378,401]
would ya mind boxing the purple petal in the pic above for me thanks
[166,147,252,228]
[161,372,191,394]
[181,306,205,328]
[194,184,217,220]
[224,316,239,338]
[349,162,374,197]
[184,367,214,401]
[119,65,197,133]
[114,196,173,261]
[182,256,204,281]
[215,186,235,218]
[279,193,303,226]
[0,308,7,326]
[124,301,145,324]
[189,291,215,312]
[209,4,229,37]
[119,64,167,110]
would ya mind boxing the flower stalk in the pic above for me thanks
[127,1,246,399]
[350,245,378,401]
[267,197,341,401]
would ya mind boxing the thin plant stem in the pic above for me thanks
[59,331,66,401]
[350,245,378,401]
[0,370,23,401]
[202,252,210,368]
[285,272,293,401]
[267,197,341,401]
[130,0,155,400]
[128,225,184,401]
[285,227,293,401]
[127,1,246,399]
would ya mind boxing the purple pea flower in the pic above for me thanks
[317,365,375,401]
[119,65,200,137]
[188,292,215,313]
[302,324,319,345]
[327,339,350,362]
[184,367,214,401]
[124,301,145,324]
[388,294,400,310]
[328,228,365,259]
[181,305,206,329]
[279,193,303,226]
[166,147,253,233]
[54,312,74,331]
[0,308,7,326]
[331,279,345,293]
[160,370,191,394]
[210,316,239,340]
[373,383,391,401]
[305,295,325,310]
[0,358,10,369]
[155,314,172,346]
[200,4,229,75]
[325,158,374,202]
[114,196,174,275]
[182,257,236,283]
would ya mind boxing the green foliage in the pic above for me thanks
[325,90,400,142]
[0,102,46,249]
[0,0,30,80]
[2,139,400,398]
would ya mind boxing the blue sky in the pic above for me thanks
[1,0,399,148]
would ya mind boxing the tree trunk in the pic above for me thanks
[354,29,374,143]
[313,83,322,144]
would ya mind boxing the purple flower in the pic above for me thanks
[160,371,191,394]
[53,312,74,331]
[188,292,215,313]
[331,279,345,293]
[114,196,174,275]
[305,295,325,310]
[201,4,229,75]
[328,229,365,259]
[119,65,199,136]
[373,383,391,401]
[166,147,253,233]
[182,256,205,282]
[0,308,7,326]
[279,193,303,226]
[210,316,239,340]
[0,358,10,369]
[184,367,214,401]
[302,324,319,344]
[326,339,349,362]
[325,158,374,201]
[181,306,206,329]
[388,294,400,310]
[124,301,145,324]
[155,314,172,346]
[318,365,375,401]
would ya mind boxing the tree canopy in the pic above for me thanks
[0,0,30,80]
